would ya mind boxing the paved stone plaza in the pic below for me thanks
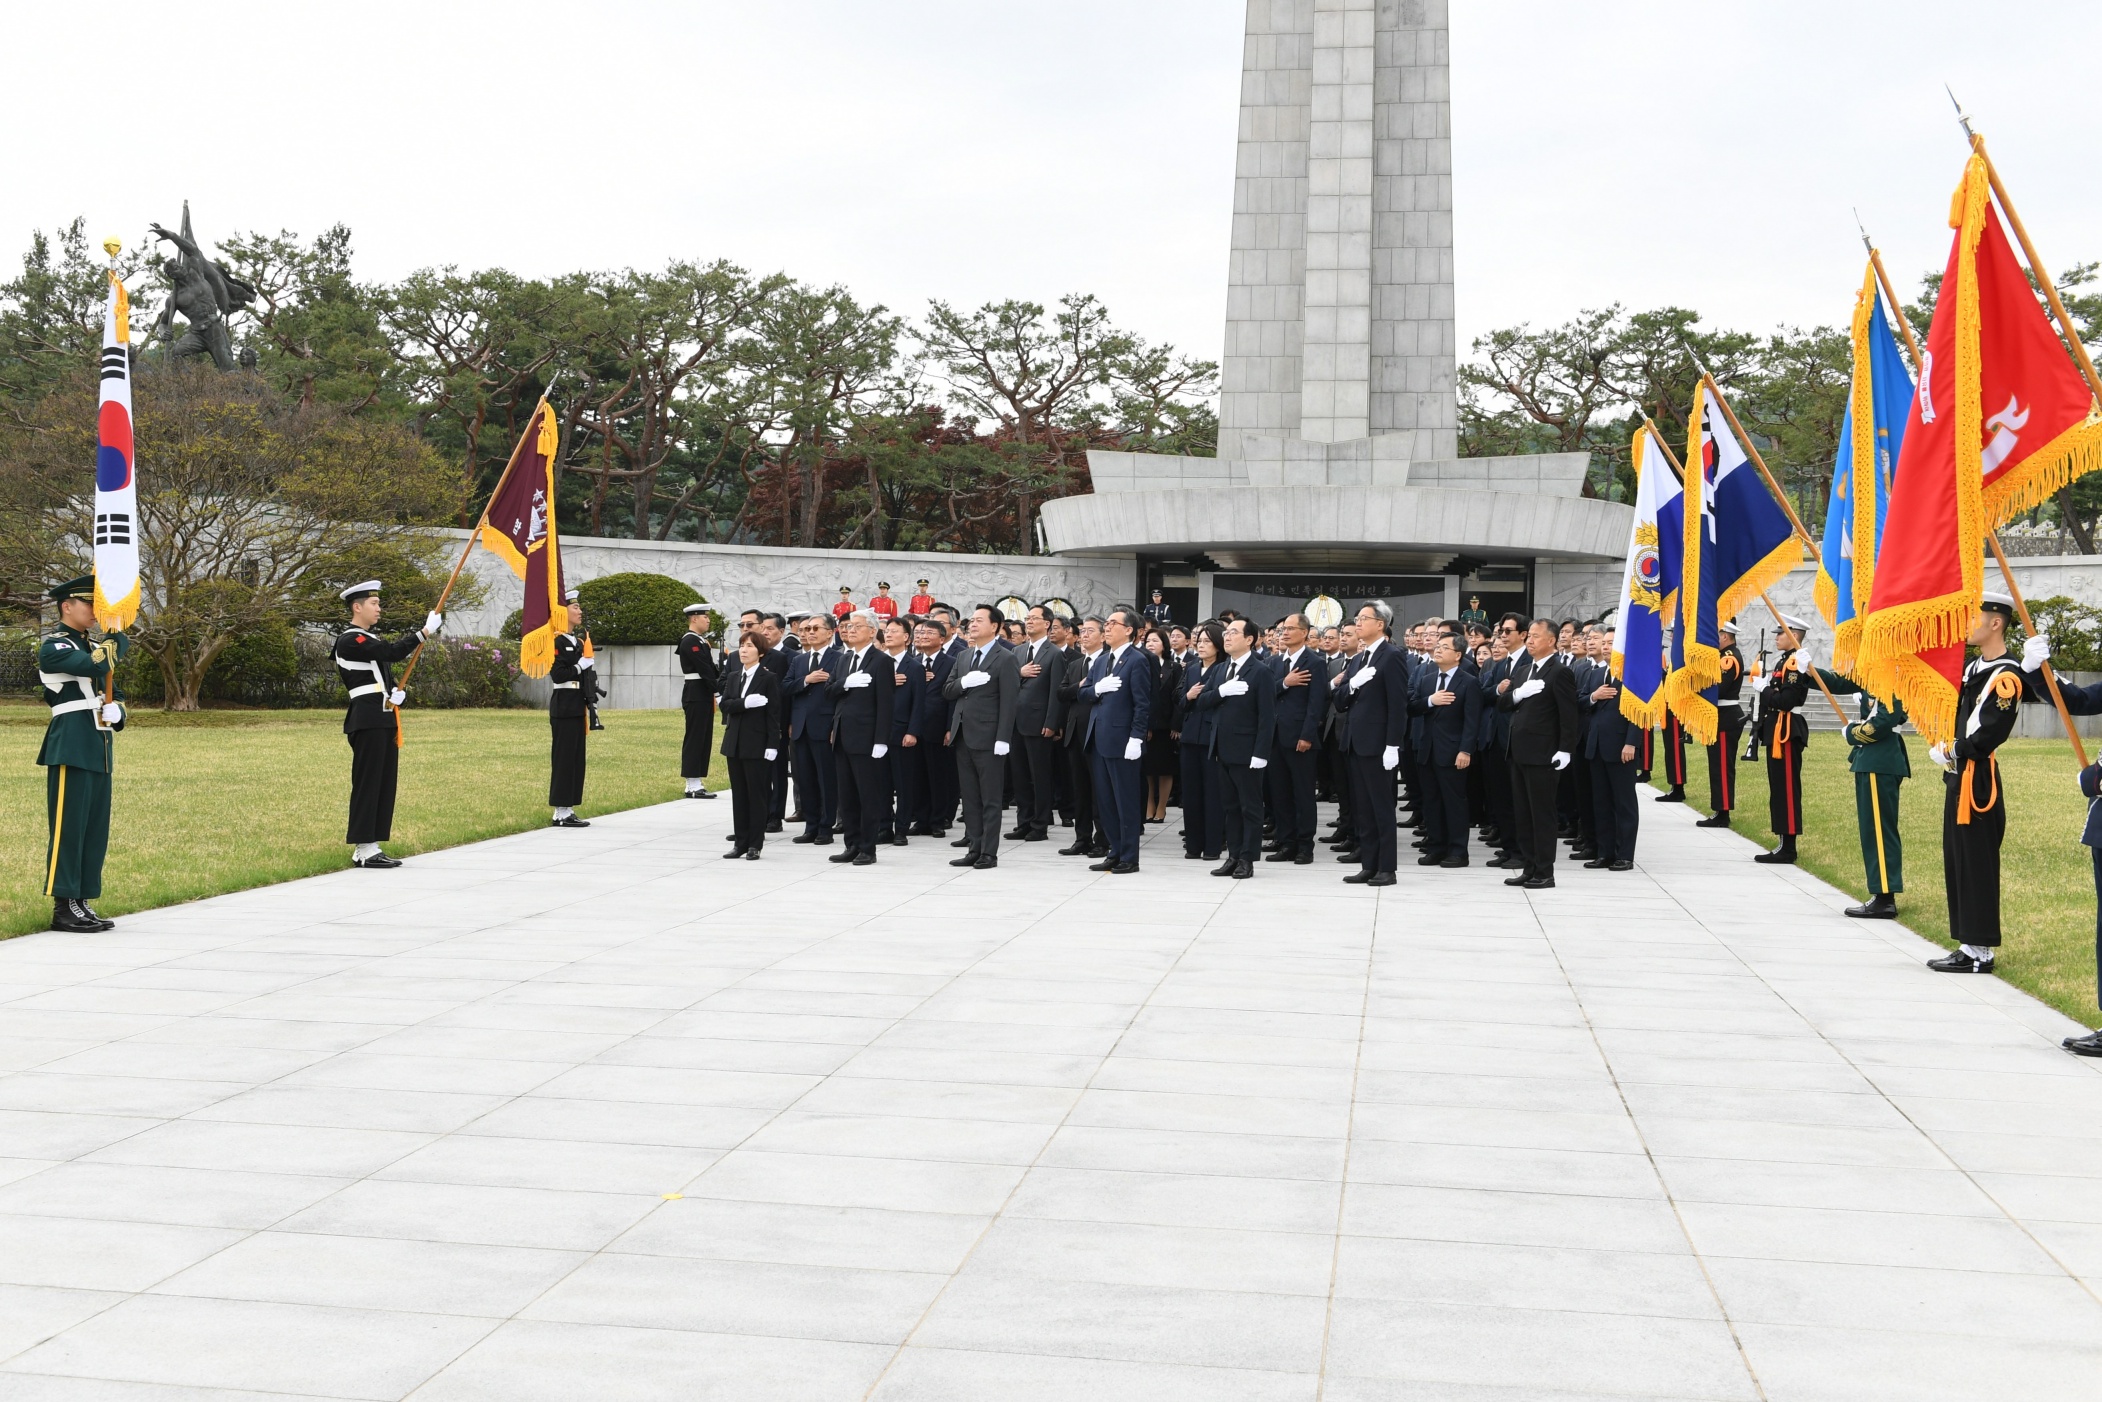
[2,800,2100,1400]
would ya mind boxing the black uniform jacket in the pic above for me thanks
[336,627,423,735]
[718,663,783,759]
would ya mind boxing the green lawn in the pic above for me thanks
[3,703,719,940]
[1651,734,2098,1026]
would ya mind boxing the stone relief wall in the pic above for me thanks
[443,533,1138,636]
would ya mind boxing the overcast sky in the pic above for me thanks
[5,1,2096,372]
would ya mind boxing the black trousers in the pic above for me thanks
[927,739,959,834]
[1424,762,1470,860]
[1067,743,1099,848]
[836,749,887,854]
[1347,752,1399,875]
[1268,742,1319,853]
[1179,743,1220,856]
[549,714,587,807]
[2089,846,2101,1010]
[1013,733,1057,834]
[792,731,836,836]
[346,727,399,844]
[1589,755,1639,864]
[1571,755,1596,846]
[1215,757,1265,862]
[1768,740,1804,836]
[956,745,1005,856]
[1511,761,1560,877]
[1481,746,1515,851]
[680,694,715,779]
[888,746,916,836]
[1944,762,2005,947]
[770,746,791,823]
[728,756,771,851]
[1707,714,1744,813]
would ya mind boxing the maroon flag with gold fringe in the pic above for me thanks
[477,401,565,678]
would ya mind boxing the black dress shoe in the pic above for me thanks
[1845,893,1898,919]
[1343,870,1375,884]
[694,789,718,800]
[1022,830,1049,842]
[551,815,591,828]
[1439,857,1468,869]
[1005,828,1031,841]
[975,855,999,870]
[1335,850,1361,863]
[1607,860,1633,871]
[1521,875,1556,889]
[352,854,403,869]
[2063,1030,2102,1057]
[809,835,835,847]
[1417,853,1443,866]
[829,850,857,863]
[1694,814,1731,828]
[794,832,821,844]
[1212,860,1238,877]
[1232,860,1253,879]
[1111,862,1139,874]
[1264,850,1296,862]
[1088,845,1110,859]
[852,851,875,866]
[892,835,909,847]
[1654,789,1685,803]
[950,853,982,867]
[1583,858,1610,869]
[766,820,784,833]
[744,848,761,860]
[1184,850,1207,860]
[1059,843,1092,856]
[1927,949,1994,973]
[1502,873,1533,887]
[1294,852,1313,865]
[1088,859,1118,872]
[722,847,748,859]
[1752,848,1796,864]
[1365,871,1395,886]
[952,837,973,848]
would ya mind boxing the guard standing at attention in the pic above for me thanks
[335,580,442,868]
[1652,707,1690,803]
[548,591,594,827]
[1813,664,1909,918]
[1696,620,1747,829]
[2015,626,2102,1053]
[38,576,128,932]
[676,603,719,799]
[1753,615,1812,865]
[1926,592,2024,974]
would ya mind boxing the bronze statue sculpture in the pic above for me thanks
[148,203,255,371]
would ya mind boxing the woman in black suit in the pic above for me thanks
[1177,621,1227,861]
[719,634,783,858]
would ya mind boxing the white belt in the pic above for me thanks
[347,683,382,699]
[552,681,580,690]
[1718,698,1742,709]
[49,697,98,717]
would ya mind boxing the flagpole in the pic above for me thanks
[1638,412,1851,725]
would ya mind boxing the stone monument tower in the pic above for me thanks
[1223,0,1455,470]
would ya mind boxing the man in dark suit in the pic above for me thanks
[1496,617,1579,889]
[826,610,896,865]
[753,612,793,829]
[1078,606,1153,874]
[942,605,1020,869]
[1323,627,1358,853]
[1479,615,1524,867]
[1579,622,1641,870]
[1056,618,1108,858]
[1332,602,1410,886]
[1192,617,1275,879]
[1007,604,1063,843]
[1265,612,1329,865]
[902,617,956,837]
[1411,630,1481,868]
[786,614,843,847]
[878,617,916,845]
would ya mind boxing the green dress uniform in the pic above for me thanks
[35,578,125,927]
[1816,669,1909,897]
[1942,654,2023,953]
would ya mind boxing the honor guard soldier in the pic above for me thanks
[1144,589,1174,628]
[38,576,127,931]
[549,590,594,827]
[909,579,936,616]
[676,603,719,799]
[2017,628,2102,1051]
[335,580,443,868]
[1652,707,1690,802]
[1812,664,1909,918]
[1697,621,1748,828]
[1925,592,2024,974]
[868,583,899,623]
[1753,614,1812,864]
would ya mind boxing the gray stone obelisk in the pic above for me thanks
[1220,0,1455,477]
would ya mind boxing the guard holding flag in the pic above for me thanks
[1925,594,2023,973]
[1696,621,1747,828]
[1753,615,1812,864]
[549,590,594,827]
[2018,629,2102,1052]
[335,580,442,868]
[38,576,127,932]
[677,603,719,799]
[1813,663,1909,918]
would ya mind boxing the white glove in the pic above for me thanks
[100,701,123,725]
[764,748,777,761]
[1551,751,1571,771]
[745,694,769,710]
[994,740,1010,756]
[1793,645,1815,672]
[844,671,872,690]
[1218,678,1249,698]
[871,743,887,759]
[961,669,991,689]
[1349,666,1376,691]
[1095,674,1123,694]
[1124,738,1143,761]
[1512,679,1545,701]
[1381,745,1399,771]
[1249,756,1268,770]
[1928,743,1949,768]
[1751,675,1770,692]
[388,688,406,707]
[423,611,444,636]
[577,655,595,671]
[2023,635,2051,673]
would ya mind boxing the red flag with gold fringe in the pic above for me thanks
[1856,153,2102,743]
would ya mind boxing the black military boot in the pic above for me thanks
[51,899,103,933]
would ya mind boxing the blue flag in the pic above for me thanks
[1816,262,1913,673]
[1612,424,1680,727]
